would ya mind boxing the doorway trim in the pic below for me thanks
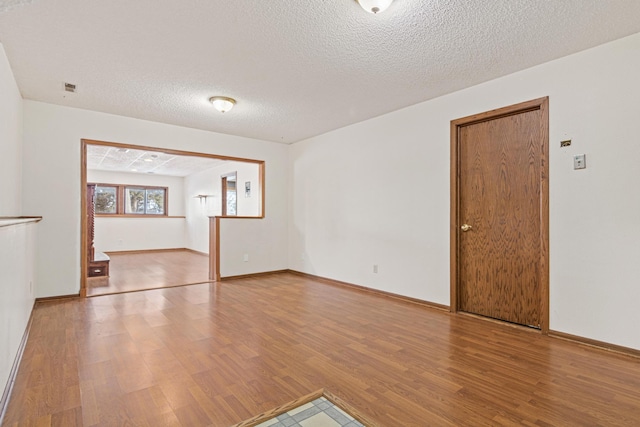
[220,171,237,216]
[449,97,549,332]
[80,139,266,297]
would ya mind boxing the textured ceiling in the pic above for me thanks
[1,0,640,144]
[87,145,227,177]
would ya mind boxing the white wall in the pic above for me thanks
[0,45,36,411]
[87,169,186,252]
[22,101,289,298]
[93,217,186,253]
[0,43,22,215]
[184,165,222,254]
[0,222,37,404]
[289,32,640,350]
[234,161,261,216]
[184,161,261,254]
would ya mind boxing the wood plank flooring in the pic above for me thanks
[87,250,210,296]
[4,273,640,426]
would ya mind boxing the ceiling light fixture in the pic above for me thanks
[356,0,393,14]
[209,96,236,113]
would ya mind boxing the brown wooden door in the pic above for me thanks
[452,98,549,329]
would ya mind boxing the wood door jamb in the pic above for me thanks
[80,139,266,297]
[449,97,550,333]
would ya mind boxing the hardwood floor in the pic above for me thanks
[4,273,640,426]
[87,250,210,296]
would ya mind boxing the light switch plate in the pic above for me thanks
[574,154,586,170]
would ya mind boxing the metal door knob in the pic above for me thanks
[461,224,473,232]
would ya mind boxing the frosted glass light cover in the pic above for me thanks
[357,0,393,14]
[210,96,236,113]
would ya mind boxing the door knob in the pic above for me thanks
[461,224,472,232]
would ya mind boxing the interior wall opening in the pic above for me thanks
[81,139,265,297]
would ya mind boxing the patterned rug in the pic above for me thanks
[233,389,374,427]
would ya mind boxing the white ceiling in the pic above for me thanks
[1,1,640,144]
[87,145,227,177]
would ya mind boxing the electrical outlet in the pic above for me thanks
[243,254,249,262]
[373,264,378,274]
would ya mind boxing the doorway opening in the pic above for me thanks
[221,172,237,216]
[81,139,265,297]
[450,97,549,331]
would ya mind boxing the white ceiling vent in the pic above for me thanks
[64,82,76,93]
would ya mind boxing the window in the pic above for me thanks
[94,186,117,214]
[92,183,167,216]
[124,187,165,215]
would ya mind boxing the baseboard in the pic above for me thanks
[0,302,35,425]
[548,330,640,359]
[183,248,209,257]
[221,270,290,281]
[104,248,190,256]
[35,293,80,303]
[286,270,450,312]
[285,271,640,358]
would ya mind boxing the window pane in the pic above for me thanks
[125,188,145,214]
[145,189,165,215]
[227,192,237,216]
[94,186,117,214]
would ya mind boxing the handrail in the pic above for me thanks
[0,217,42,228]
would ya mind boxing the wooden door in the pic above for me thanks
[451,98,549,329]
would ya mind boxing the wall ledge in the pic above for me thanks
[0,217,42,228]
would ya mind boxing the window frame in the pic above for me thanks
[90,182,168,217]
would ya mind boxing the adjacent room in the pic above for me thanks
[1,1,640,426]
[84,142,263,296]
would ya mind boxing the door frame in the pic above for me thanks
[220,171,237,216]
[80,139,265,297]
[449,97,549,332]
[221,176,228,216]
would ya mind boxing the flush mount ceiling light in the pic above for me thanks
[356,0,393,14]
[209,96,236,113]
